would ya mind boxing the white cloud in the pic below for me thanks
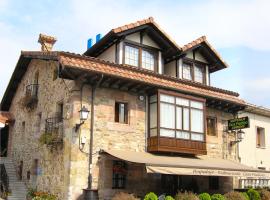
[66,0,270,51]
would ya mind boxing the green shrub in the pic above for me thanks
[199,193,211,200]
[175,191,199,200]
[211,194,226,200]
[259,189,270,200]
[27,188,37,198]
[165,196,175,200]
[242,192,250,200]
[225,191,246,200]
[144,192,158,200]
[112,192,139,200]
[248,189,261,200]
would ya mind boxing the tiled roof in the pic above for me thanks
[182,36,228,68]
[56,51,244,105]
[1,51,245,111]
[112,17,182,50]
[110,17,228,68]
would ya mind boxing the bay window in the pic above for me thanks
[124,43,157,72]
[149,91,205,142]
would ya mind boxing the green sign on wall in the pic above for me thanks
[228,117,249,131]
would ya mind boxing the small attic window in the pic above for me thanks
[123,43,157,72]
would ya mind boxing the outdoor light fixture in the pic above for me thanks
[230,129,245,145]
[75,106,90,132]
[237,129,245,142]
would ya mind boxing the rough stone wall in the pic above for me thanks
[205,108,238,161]
[8,59,74,199]
[66,87,146,199]
[7,59,241,200]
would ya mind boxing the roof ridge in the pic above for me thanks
[112,17,154,33]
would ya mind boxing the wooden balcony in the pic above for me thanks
[148,136,207,155]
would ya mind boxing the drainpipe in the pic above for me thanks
[145,95,148,151]
[84,74,103,200]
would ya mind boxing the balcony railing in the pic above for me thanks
[0,164,9,192]
[26,84,39,99]
[44,113,63,144]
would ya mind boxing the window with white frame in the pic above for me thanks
[124,45,139,67]
[149,92,205,142]
[142,50,155,70]
[182,63,192,80]
[194,65,204,83]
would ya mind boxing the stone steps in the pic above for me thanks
[0,157,27,200]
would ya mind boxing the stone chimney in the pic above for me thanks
[38,33,57,51]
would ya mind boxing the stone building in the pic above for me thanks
[1,17,270,200]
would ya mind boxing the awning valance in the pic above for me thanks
[103,149,270,179]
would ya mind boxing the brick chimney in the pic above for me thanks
[38,33,57,51]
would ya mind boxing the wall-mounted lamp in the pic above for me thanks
[230,129,245,145]
[75,106,90,132]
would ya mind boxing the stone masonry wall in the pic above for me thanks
[8,59,74,199]
[7,58,241,200]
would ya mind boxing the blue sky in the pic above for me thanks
[0,0,269,107]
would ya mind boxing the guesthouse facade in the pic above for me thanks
[1,18,270,200]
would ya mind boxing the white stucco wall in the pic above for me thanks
[97,44,116,63]
[238,112,270,170]
[164,60,176,77]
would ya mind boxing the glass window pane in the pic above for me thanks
[176,107,182,129]
[194,65,203,83]
[183,108,190,131]
[190,101,203,109]
[142,50,155,71]
[176,97,189,106]
[150,103,157,128]
[160,128,175,138]
[124,45,139,67]
[176,131,190,139]
[191,133,204,141]
[183,63,192,80]
[119,103,125,123]
[160,94,174,103]
[160,103,175,129]
[191,109,204,133]
[150,128,157,137]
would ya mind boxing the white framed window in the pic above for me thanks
[194,65,204,83]
[142,50,155,70]
[153,92,205,142]
[124,45,139,67]
[183,63,192,80]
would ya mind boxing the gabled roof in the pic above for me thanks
[84,17,181,59]
[84,17,228,72]
[1,51,245,111]
[181,36,228,72]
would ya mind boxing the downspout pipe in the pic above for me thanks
[84,74,103,200]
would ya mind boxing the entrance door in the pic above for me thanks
[0,126,9,157]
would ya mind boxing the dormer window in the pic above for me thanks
[183,63,192,80]
[182,61,205,84]
[124,43,157,72]
[124,45,139,67]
